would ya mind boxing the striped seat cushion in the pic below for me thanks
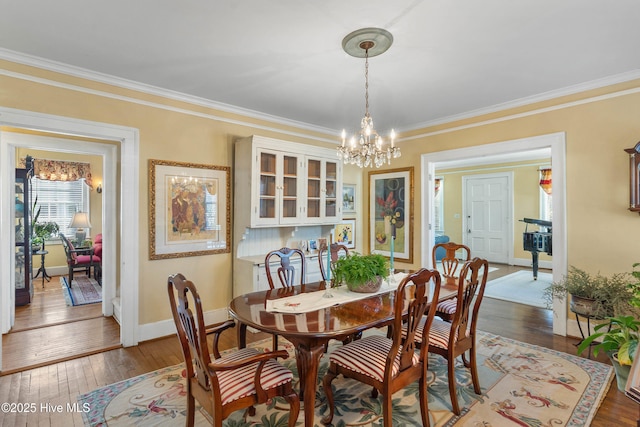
[329,335,419,382]
[402,317,461,347]
[436,298,458,315]
[212,347,293,405]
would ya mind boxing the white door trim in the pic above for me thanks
[0,107,140,370]
[421,132,567,336]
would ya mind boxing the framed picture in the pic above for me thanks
[342,183,357,214]
[308,239,318,252]
[334,219,356,249]
[317,237,328,251]
[369,167,414,263]
[149,159,230,260]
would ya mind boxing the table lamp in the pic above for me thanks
[69,212,92,244]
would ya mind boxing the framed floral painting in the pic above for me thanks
[334,219,356,249]
[368,167,413,263]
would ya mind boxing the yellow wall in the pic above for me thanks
[438,159,552,262]
[379,79,640,275]
[1,59,334,326]
[3,58,640,331]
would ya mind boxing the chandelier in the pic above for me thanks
[337,28,400,168]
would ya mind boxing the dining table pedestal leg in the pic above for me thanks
[236,322,248,349]
[291,339,325,426]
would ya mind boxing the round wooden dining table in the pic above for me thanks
[228,279,458,426]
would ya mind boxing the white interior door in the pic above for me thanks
[463,173,512,263]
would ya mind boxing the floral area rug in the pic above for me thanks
[78,330,613,426]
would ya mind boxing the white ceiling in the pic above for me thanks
[1,0,639,137]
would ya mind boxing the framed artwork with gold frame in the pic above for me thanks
[368,167,414,263]
[149,159,230,259]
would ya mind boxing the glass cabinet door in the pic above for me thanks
[281,155,299,220]
[306,159,321,219]
[258,152,277,220]
[15,165,32,306]
[324,161,338,220]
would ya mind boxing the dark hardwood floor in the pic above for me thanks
[0,266,636,426]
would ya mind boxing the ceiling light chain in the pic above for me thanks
[337,28,400,168]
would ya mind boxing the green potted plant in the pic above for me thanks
[628,263,640,309]
[32,221,60,249]
[577,315,640,390]
[333,252,389,293]
[543,266,632,319]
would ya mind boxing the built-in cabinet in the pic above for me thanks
[15,162,33,306]
[233,135,342,295]
[235,135,342,228]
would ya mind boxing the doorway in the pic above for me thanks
[421,132,567,336]
[0,107,140,370]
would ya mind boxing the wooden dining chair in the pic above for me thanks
[433,241,471,321]
[265,247,306,289]
[168,273,300,427]
[407,257,489,416]
[322,268,442,427]
[318,243,350,281]
[263,247,306,350]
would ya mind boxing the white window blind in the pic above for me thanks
[32,178,90,240]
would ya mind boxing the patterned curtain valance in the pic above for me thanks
[19,158,94,189]
[539,168,552,195]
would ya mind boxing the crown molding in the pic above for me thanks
[2,48,639,143]
[403,69,640,133]
[0,48,337,140]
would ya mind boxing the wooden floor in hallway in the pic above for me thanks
[2,275,120,375]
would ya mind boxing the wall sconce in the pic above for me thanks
[96,184,102,194]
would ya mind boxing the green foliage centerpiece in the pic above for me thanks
[333,252,389,293]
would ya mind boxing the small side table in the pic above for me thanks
[572,309,610,358]
[33,249,51,288]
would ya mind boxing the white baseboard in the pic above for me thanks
[137,307,230,343]
[112,297,122,325]
[32,265,67,278]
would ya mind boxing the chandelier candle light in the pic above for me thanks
[337,28,400,168]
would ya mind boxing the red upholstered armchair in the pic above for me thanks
[93,233,103,259]
[92,233,102,283]
[60,234,100,285]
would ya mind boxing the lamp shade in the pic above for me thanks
[69,212,92,244]
[69,212,92,229]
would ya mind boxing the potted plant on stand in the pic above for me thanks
[573,263,640,391]
[333,253,389,293]
[577,315,639,391]
[543,266,630,320]
[32,221,60,251]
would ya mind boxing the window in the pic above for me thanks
[32,178,90,241]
